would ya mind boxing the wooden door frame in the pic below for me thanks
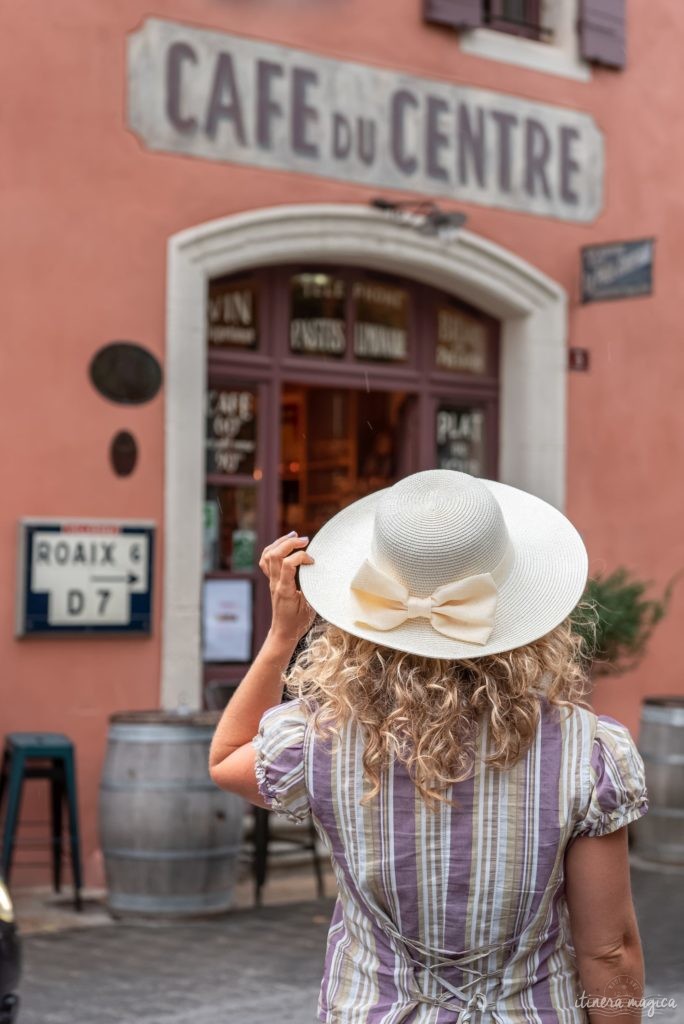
[204,266,499,695]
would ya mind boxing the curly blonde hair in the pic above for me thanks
[284,602,596,813]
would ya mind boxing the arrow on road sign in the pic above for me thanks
[90,574,139,585]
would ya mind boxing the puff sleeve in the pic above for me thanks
[252,698,311,824]
[572,715,649,839]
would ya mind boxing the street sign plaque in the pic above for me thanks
[16,518,155,636]
[581,238,654,303]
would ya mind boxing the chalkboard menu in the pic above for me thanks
[436,406,485,476]
[205,387,257,476]
[207,275,258,349]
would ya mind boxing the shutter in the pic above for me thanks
[580,0,626,69]
[423,0,483,30]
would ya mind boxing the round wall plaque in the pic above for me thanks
[90,342,162,404]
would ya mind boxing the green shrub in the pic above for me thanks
[570,567,682,677]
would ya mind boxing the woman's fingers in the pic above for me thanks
[274,548,314,592]
[277,549,315,591]
[259,535,309,580]
[263,530,298,553]
[258,532,297,573]
[265,540,316,640]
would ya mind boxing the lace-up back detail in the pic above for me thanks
[252,698,648,1023]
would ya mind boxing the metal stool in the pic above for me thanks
[246,805,326,907]
[0,733,83,910]
[212,628,326,906]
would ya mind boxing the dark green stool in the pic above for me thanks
[0,733,83,910]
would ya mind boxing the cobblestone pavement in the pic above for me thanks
[17,863,684,1024]
[19,897,335,1024]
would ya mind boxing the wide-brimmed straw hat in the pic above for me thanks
[297,469,588,660]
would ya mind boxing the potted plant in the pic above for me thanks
[570,567,682,680]
[571,567,684,864]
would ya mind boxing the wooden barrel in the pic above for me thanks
[631,697,684,865]
[98,710,246,918]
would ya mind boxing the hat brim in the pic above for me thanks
[297,478,589,660]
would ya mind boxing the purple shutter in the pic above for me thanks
[580,0,626,69]
[423,0,483,30]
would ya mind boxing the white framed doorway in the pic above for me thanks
[163,203,568,709]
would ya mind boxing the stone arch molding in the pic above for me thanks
[163,203,568,708]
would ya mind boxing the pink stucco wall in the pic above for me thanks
[2,1,682,889]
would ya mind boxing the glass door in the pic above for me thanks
[279,384,419,537]
[201,264,500,709]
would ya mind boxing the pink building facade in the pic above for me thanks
[3,0,682,889]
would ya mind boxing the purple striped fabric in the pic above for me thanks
[252,697,648,1023]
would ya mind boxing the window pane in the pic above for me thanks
[280,385,417,536]
[353,279,409,363]
[204,485,257,572]
[290,272,347,357]
[207,275,258,350]
[436,306,489,375]
[486,0,543,38]
[436,405,486,475]
[205,385,258,476]
[502,0,525,22]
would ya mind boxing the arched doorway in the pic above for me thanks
[202,263,501,704]
[164,204,567,709]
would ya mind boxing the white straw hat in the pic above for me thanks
[297,469,588,660]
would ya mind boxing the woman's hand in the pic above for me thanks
[259,531,316,646]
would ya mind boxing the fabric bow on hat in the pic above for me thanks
[349,558,498,645]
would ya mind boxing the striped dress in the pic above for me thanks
[252,695,649,1024]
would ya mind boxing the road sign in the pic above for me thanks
[16,518,155,636]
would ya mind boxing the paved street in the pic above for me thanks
[16,863,684,1024]
[18,897,335,1024]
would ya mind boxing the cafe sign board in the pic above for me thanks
[16,518,155,636]
[128,18,604,223]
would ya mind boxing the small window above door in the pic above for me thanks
[436,305,489,376]
[352,278,410,364]
[432,297,499,379]
[207,274,259,351]
[289,272,347,358]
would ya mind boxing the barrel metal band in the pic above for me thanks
[100,780,219,792]
[641,706,684,727]
[103,843,242,860]
[107,724,215,742]
[640,751,684,766]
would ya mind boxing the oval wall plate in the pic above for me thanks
[110,430,138,477]
[90,342,162,404]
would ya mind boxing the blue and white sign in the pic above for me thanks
[16,518,155,636]
[581,238,655,303]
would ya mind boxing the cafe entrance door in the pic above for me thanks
[201,264,500,708]
[279,384,418,537]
